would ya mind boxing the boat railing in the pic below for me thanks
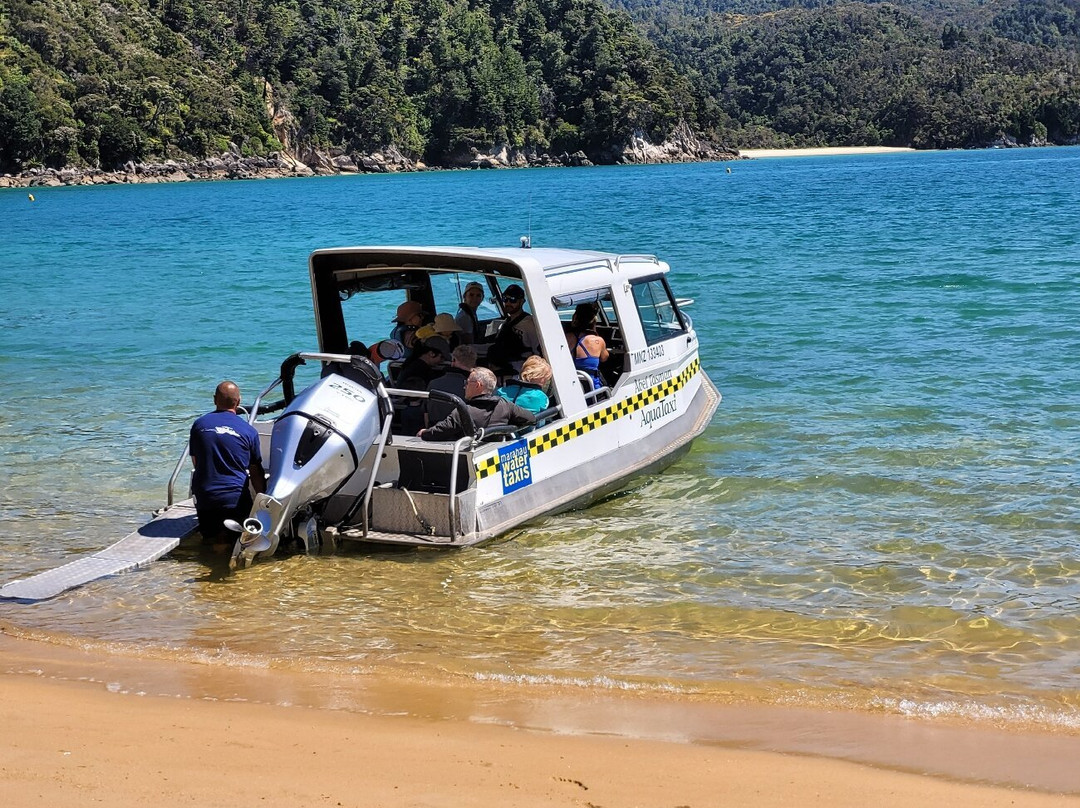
[166,444,191,508]
[613,254,659,271]
[382,387,478,541]
[166,354,506,538]
[577,370,611,404]
[248,375,285,421]
[476,424,528,442]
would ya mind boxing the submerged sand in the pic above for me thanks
[2,630,1079,807]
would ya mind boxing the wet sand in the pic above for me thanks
[740,146,917,158]
[2,629,1079,807]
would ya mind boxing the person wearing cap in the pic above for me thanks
[426,344,478,426]
[488,283,540,374]
[391,299,426,348]
[398,336,451,388]
[455,281,486,344]
[396,336,451,432]
[415,312,462,350]
[419,367,535,442]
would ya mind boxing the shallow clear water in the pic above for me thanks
[2,148,1080,728]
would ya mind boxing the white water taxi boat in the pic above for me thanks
[1,243,720,598]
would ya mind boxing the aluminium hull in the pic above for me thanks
[353,371,720,548]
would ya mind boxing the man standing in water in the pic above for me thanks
[189,380,266,544]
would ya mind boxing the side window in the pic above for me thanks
[430,273,500,321]
[631,277,688,346]
[553,289,618,329]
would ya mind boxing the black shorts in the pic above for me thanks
[195,490,254,544]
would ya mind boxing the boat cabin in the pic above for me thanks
[311,245,697,418]
[224,244,720,556]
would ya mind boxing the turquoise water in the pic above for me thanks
[2,148,1080,728]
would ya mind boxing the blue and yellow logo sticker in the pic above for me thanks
[498,439,533,494]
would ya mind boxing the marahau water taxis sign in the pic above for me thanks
[498,439,533,494]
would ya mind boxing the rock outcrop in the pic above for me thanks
[612,121,739,164]
[0,151,314,188]
[0,121,737,189]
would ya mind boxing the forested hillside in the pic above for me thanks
[611,0,1080,147]
[2,0,1079,173]
[0,0,692,172]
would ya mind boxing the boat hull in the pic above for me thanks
[351,371,721,548]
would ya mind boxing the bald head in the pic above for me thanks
[213,380,242,411]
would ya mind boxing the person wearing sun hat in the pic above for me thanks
[391,299,426,348]
[415,312,463,349]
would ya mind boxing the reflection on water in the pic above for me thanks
[3,149,1080,732]
[4,455,1080,731]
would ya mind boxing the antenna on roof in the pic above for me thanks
[521,192,532,248]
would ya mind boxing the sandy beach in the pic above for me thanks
[3,630,1079,807]
[739,146,916,159]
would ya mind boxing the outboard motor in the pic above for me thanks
[232,365,386,568]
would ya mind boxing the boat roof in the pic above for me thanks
[309,245,670,299]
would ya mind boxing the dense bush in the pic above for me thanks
[612,0,1080,147]
[0,0,691,171]
[2,0,1079,171]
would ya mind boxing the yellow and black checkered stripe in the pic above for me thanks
[475,358,701,481]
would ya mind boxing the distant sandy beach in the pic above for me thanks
[2,630,1079,807]
[739,146,916,158]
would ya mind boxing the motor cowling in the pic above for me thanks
[233,372,383,565]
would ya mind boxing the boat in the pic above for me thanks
[0,243,720,599]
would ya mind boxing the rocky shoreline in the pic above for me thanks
[0,124,739,189]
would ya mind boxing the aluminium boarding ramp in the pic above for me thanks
[0,501,198,602]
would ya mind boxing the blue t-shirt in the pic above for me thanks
[189,410,263,509]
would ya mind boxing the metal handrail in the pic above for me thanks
[576,370,611,403]
[380,386,480,540]
[613,254,659,273]
[447,436,473,542]
[585,384,611,403]
[248,376,283,423]
[360,383,395,538]
[166,444,191,507]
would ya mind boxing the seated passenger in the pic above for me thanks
[419,367,535,441]
[371,339,407,365]
[568,303,609,391]
[397,337,450,433]
[391,300,426,349]
[487,284,540,376]
[497,355,552,415]
[426,344,477,426]
[322,339,406,382]
[455,282,486,344]
[415,313,463,350]
[324,337,406,371]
